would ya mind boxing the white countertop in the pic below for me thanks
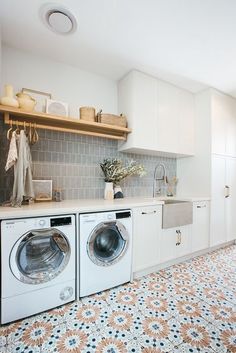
[167,196,211,202]
[0,196,210,220]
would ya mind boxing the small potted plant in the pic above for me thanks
[100,158,146,199]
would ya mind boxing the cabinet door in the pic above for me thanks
[159,228,177,263]
[226,158,236,241]
[160,225,191,263]
[157,81,194,155]
[226,98,236,157]
[211,91,236,157]
[178,91,195,155]
[132,206,162,273]
[210,155,227,246]
[157,81,181,154]
[211,92,227,155]
[118,71,158,152]
[132,72,158,150]
[192,202,210,252]
[175,225,192,258]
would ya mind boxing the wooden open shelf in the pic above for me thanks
[0,105,131,140]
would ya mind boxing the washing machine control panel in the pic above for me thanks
[107,213,114,220]
[50,216,72,227]
[80,210,131,224]
[35,219,50,228]
[38,219,46,227]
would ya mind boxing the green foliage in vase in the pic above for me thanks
[100,158,146,184]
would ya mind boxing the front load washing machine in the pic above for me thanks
[79,209,132,297]
[1,215,76,324]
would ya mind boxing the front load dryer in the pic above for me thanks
[1,215,76,324]
[79,210,132,297]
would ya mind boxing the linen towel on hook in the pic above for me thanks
[11,130,34,207]
[5,131,18,171]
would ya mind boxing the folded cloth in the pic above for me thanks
[5,131,18,171]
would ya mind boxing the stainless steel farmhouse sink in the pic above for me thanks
[162,199,193,229]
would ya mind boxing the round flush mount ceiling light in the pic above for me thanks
[40,3,77,35]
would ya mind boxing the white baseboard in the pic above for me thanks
[133,240,235,279]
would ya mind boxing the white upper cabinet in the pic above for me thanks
[118,70,195,157]
[157,80,194,156]
[118,71,158,153]
[226,99,236,157]
[211,90,236,156]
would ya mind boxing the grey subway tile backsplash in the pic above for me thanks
[0,118,176,202]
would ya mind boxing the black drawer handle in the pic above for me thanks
[141,210,157,215]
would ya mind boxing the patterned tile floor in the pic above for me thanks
[1,244,236,353]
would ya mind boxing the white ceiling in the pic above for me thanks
[1,0,236,95]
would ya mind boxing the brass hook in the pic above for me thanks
[7,119,13,140]
[34,122,39,143]
[31,122,39,145]
[29,122,32,144]
[15,120,20,134]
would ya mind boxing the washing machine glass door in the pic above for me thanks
[87,221,129,266]
[10,228,71,284]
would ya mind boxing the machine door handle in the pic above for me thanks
[225,185,230,198]
[197,205,207,208]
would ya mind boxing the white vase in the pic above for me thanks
[1,84,19,108]
[104,182,114,200]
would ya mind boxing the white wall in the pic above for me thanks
[1,45,118,117]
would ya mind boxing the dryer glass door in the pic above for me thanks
[11,228,70,284]
[88,221,129,266]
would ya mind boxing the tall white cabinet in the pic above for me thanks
[177,89,236,247]
[211,155,227,246]
[211,92,236,156]
[211,155,236,246]
[225,158,236,241]
[118,70,194,157]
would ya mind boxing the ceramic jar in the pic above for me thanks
[16,92,36,112]
[114,185,124,198]
[0,85,19,108]
[104,182,114,200]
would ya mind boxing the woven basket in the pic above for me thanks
[79,107,96,122]
[98,113,127,127]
